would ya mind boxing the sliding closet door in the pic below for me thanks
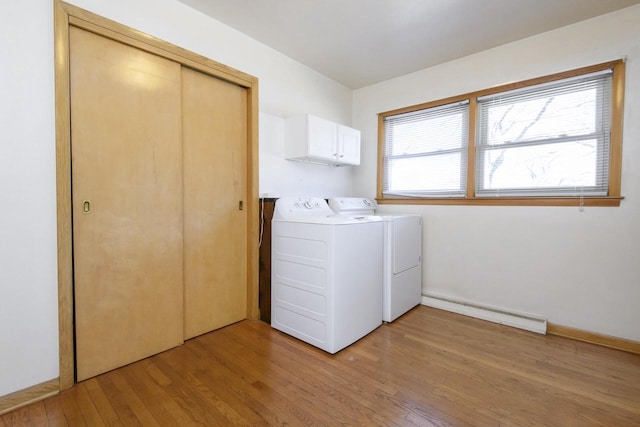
[182,67,248,339]
[70,27,184,381]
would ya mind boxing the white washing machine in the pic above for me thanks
[271,197,383,354]
[329,197,423,322]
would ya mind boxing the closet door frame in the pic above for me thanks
[54,0,260,391]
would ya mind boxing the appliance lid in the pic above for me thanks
[273,214,382,225]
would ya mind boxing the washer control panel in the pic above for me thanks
[273,197,334,219]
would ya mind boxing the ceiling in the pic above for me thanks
[177,0,640,89]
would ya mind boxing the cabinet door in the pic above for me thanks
[182,67,248,339]
[307,115,338,161]
[70,27,184,381]
[337,124,361,165]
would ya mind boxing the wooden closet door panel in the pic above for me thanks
[70,27,184,381]
[182,67,248,339]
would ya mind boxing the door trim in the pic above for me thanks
[54,0,260,390]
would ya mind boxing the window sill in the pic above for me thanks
[377,196,623,207]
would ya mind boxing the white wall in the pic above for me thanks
[0,0,352,398]
[0,1,59,398]
[353,5,640,341]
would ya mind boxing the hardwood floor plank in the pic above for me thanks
[110,369,167,426]
[224,324,413,426]
[196,331,339,425]
[159,343,277,426]
[81,378,124,426]
[92,373,141,425]
[183,342,309,426]
[176,343,273,426]
[249,322,486,426]
[2,407,30,427]
[57,388,90,426]
[368,338,511,424]
[2,306,639,426]
[226,336,380,423]
[119,361,186,426]
[168,349,270,425]
[407,308,640,423]
[159,348,280,427]
[71,381,108,425]
[43,397,68,426]
[23,402,48,426]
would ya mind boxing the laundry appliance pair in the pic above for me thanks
[270,196,422,353]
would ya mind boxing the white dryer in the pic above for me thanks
[271,197,383,354]
[329,197,423,322]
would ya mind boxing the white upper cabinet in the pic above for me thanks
[306,115,337,161]
[285,114,360,166]
[337,124,361,165]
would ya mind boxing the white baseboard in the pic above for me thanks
[421,293,547,334]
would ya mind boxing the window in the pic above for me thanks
[378,60,624,206]
[383,101,468,197]
[476,71,611,197]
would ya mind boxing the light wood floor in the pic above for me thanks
[2,306,639,426]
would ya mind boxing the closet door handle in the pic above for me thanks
[83,200,91,213]
[238,200,244,211]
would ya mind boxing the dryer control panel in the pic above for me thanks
[328,197,376,215]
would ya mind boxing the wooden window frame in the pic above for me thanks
[377,60,625,207]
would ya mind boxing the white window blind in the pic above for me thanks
[383,100,469,197]
[476,69,612,197]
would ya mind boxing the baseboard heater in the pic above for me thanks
[421,292,547,334]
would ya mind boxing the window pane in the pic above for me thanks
[390,113,464,155]
[481,140,599,191]
[486,88,597,145]
[383,101,468,197]
[388,153,463,193]
[477,70,611,197]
